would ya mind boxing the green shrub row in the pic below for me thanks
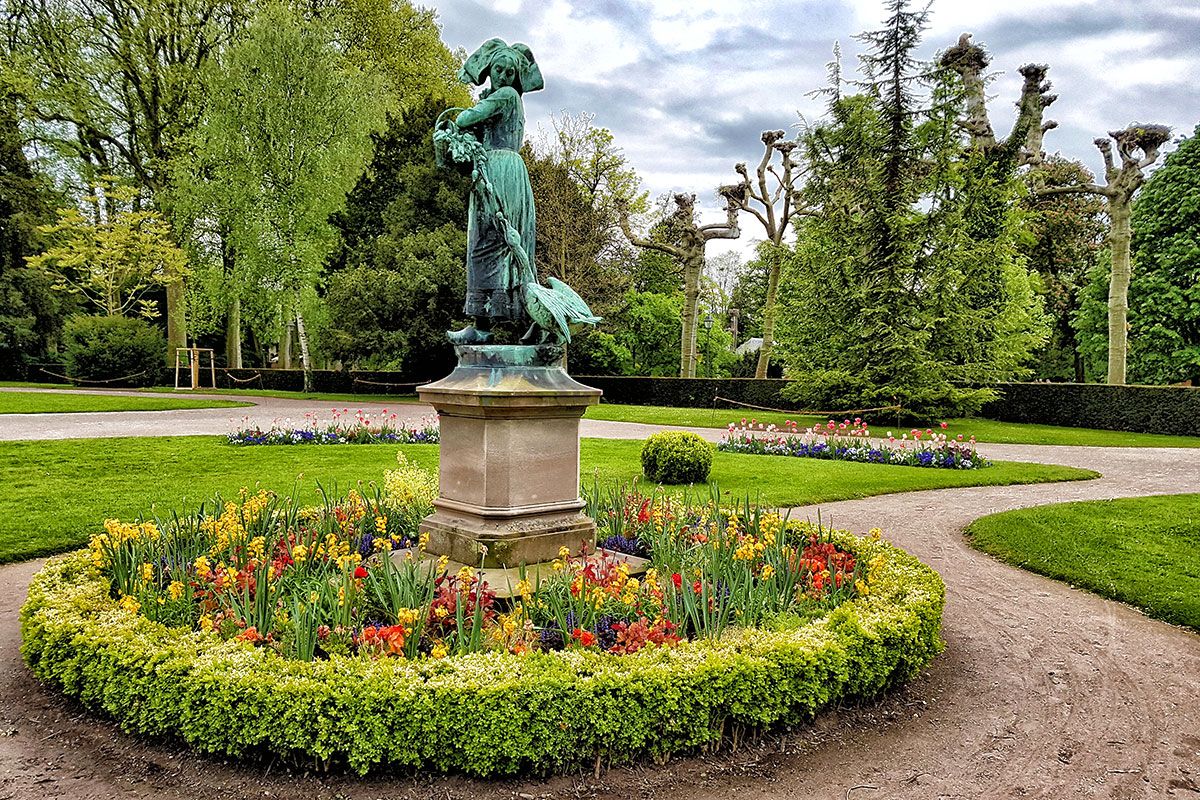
[982,381,1200,437]
[20,532,943,776]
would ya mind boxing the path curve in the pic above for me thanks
[0,399,1198,798]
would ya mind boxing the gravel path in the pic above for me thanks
[0,391,1198,798]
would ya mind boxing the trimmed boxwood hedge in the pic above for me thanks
[983,381,1200,437]
[20,531,943,776]
[578,375,795,411]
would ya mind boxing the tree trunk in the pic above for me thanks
[225,298,242,369]
[1107,200,1132,385]
[294,296,314,393]
[165,280,187,364]
[680,253,703,378]
[280,319,293,369]
[755,247,782,378]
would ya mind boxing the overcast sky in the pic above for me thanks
[427,0,1200,258]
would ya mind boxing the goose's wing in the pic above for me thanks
[528,282,572,343]
[545,277,602,324]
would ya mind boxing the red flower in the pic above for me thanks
[940,421,949,429]
[671,572,682,590]
[692,580,703,595]
[354,565,368,579]
[571,628,597,647]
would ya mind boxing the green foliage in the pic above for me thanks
[777,3,1045,418]
[779,370,874,412]
[325,226,464,373]
[0,94,64,373]
[640,431,714,484]
[20,529,944,774]
[62,315,165,386]
[524,113,645,321]
[607,290,683,375]
[189,3,389,383]
[27,182,187,319]
[1020,157,1109,381]
[1127,123,1200,384]
[983,381,1200,436]
[967,494,1200,629]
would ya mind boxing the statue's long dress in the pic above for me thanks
[454,86,535,323]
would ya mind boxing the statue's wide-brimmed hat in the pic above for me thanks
[459,38,544,93]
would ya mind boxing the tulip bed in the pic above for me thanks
[20,467,945,775]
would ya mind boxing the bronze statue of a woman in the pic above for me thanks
[435,38,600,347]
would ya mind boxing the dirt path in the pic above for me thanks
[0,421,1198,797]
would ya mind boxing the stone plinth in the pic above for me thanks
[417,344,601,568]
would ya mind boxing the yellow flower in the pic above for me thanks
[457,565,476,585]
[431,641,448,659]
[855,579,869,596]
[292,543,308,564]
[199,615,213,632]
[558,545,571,560]
[375,516,388,536]
[418,531,430,551]
[194,555,210,578]
[168,581,184,601]
[761,564,775,581]
[118,594,140,614]
[515,578,532,598]
[140,562,154,582]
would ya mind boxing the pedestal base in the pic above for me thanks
[418,344,601,568]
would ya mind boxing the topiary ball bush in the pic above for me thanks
[641,430,714,484]
[64,315,165,387]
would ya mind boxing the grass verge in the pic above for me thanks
[583,402,1200,448]
[0,390,252,415]
[966,495,1200,630]
[0,436,1095,563]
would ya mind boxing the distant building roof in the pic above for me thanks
[735,337,763,355]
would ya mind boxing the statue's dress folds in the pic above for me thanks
[454,86,535,323]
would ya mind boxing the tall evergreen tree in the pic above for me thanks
[778,4,1047,417]
[0,88,62,373]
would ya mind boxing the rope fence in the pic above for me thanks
[36,367,150,385]
[711,395,904,418]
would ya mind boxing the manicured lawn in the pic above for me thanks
[966,495,1200,630]
[583,402,1200,448]
[0,390,252,415]
[0,436,1095,563]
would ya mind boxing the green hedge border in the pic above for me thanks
[20,532,944,776]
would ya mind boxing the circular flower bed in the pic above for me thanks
[20,474,944,776]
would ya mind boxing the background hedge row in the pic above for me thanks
[980,382,1200,437]
[21,532,944,776]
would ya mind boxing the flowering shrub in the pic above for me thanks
[226,408,439,445]
[719,417,989,469]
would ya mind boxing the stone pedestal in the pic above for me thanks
[417,344,601,568]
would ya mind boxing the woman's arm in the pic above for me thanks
[453,87,517,129]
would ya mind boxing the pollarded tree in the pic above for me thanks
[723,130,807,378]
[1021,157,1109,381]
[196,4,387,391]
[620,192,740,377]
[1033,124,1172,384]
[1127,123,1200,384]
